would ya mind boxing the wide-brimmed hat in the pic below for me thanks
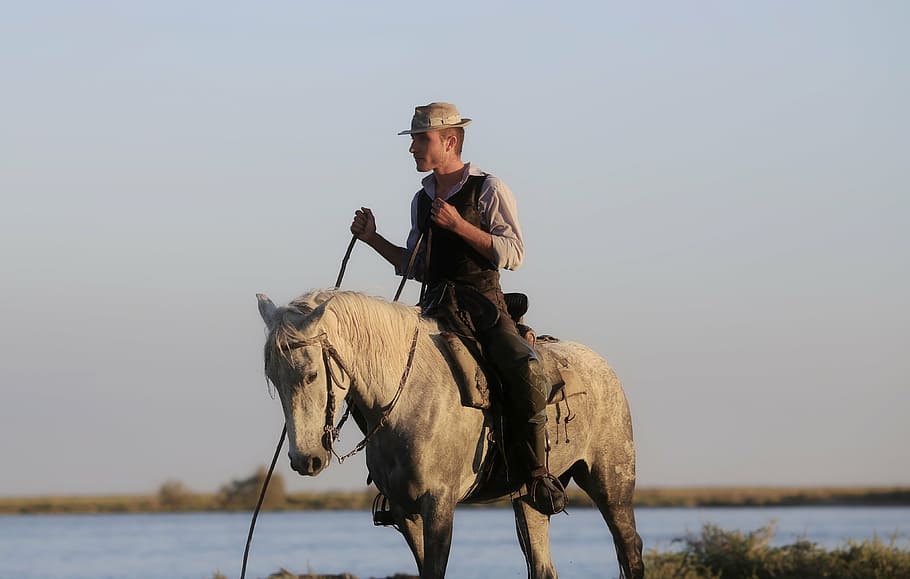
[398,102,472,135]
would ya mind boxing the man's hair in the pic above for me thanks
[438,127,465,155]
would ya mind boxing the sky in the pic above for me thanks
[1,1,907,496]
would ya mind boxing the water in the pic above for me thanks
[1,507,908,579]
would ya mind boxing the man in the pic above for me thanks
[350,102,565,515]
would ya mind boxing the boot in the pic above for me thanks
[516,361,566,515]
[492,342,567,515]
[526,415,566,515]
[529,467,567,516]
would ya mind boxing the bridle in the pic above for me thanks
[279,322,420,464]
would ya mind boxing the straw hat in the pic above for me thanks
[398,102,472,135]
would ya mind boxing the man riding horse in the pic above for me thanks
[350,102,566,515]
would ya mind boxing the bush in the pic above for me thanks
[644,524,910,579]
[217,466,287,510]
[157,480,193,510]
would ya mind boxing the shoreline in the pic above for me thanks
[2,485,908,515]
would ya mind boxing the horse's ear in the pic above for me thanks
[297,295,337,331]
[257,293,278,329]
[307,295,334,321]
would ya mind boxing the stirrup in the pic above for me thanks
[371,492,396,527]
[528,469,567,515]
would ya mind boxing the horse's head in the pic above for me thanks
[257,292,344,476]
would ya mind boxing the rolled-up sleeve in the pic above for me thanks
[480,176,524,270]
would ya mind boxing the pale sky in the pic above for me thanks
[1,1,907,496]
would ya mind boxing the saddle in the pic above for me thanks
[372,293,584,525]
[438,293,585,410]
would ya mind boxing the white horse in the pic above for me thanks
[257,289,643,578]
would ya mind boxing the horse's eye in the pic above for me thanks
[304,372,318,385]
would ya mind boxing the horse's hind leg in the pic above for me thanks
[572,463,644,579]
[512,497,558,579]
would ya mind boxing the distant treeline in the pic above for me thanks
[2,469,908,515]
[633,485,910,507]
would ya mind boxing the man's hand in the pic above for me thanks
[430,198,464,232]
[350,207,377,242]
[350,207,406,268]
[431,197,496,263]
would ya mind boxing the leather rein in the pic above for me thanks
[281,322,420,464]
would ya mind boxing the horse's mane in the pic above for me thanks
[265,289,424,390]
[321,290,420,345]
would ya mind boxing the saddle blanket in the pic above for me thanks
[438,331,585,410]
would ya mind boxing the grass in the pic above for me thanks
[631,485,910,508]
[0,494,161,515]
[0,491,379,515]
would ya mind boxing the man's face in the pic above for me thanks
[409,131,448,172]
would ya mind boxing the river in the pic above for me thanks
[1,506,908,578]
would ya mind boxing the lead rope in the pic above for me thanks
[240,424,286,579]
[243,231,425,579]
[241,236,357,579]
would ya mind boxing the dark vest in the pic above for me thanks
[417,175,501,295]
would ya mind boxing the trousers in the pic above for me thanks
[476,313,549,472]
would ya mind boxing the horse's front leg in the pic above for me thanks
[417,493,456,578]
[394,495,455,578]
[512,497,558,579]
[397,512,425,575]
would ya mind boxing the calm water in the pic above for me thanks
[1,507,908,579]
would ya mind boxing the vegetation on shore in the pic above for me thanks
[644,523,910,578]
[633,485,910,508]
[2,468,909,515]
[218,525,910,579]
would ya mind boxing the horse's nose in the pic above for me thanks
[289,453,324,475]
